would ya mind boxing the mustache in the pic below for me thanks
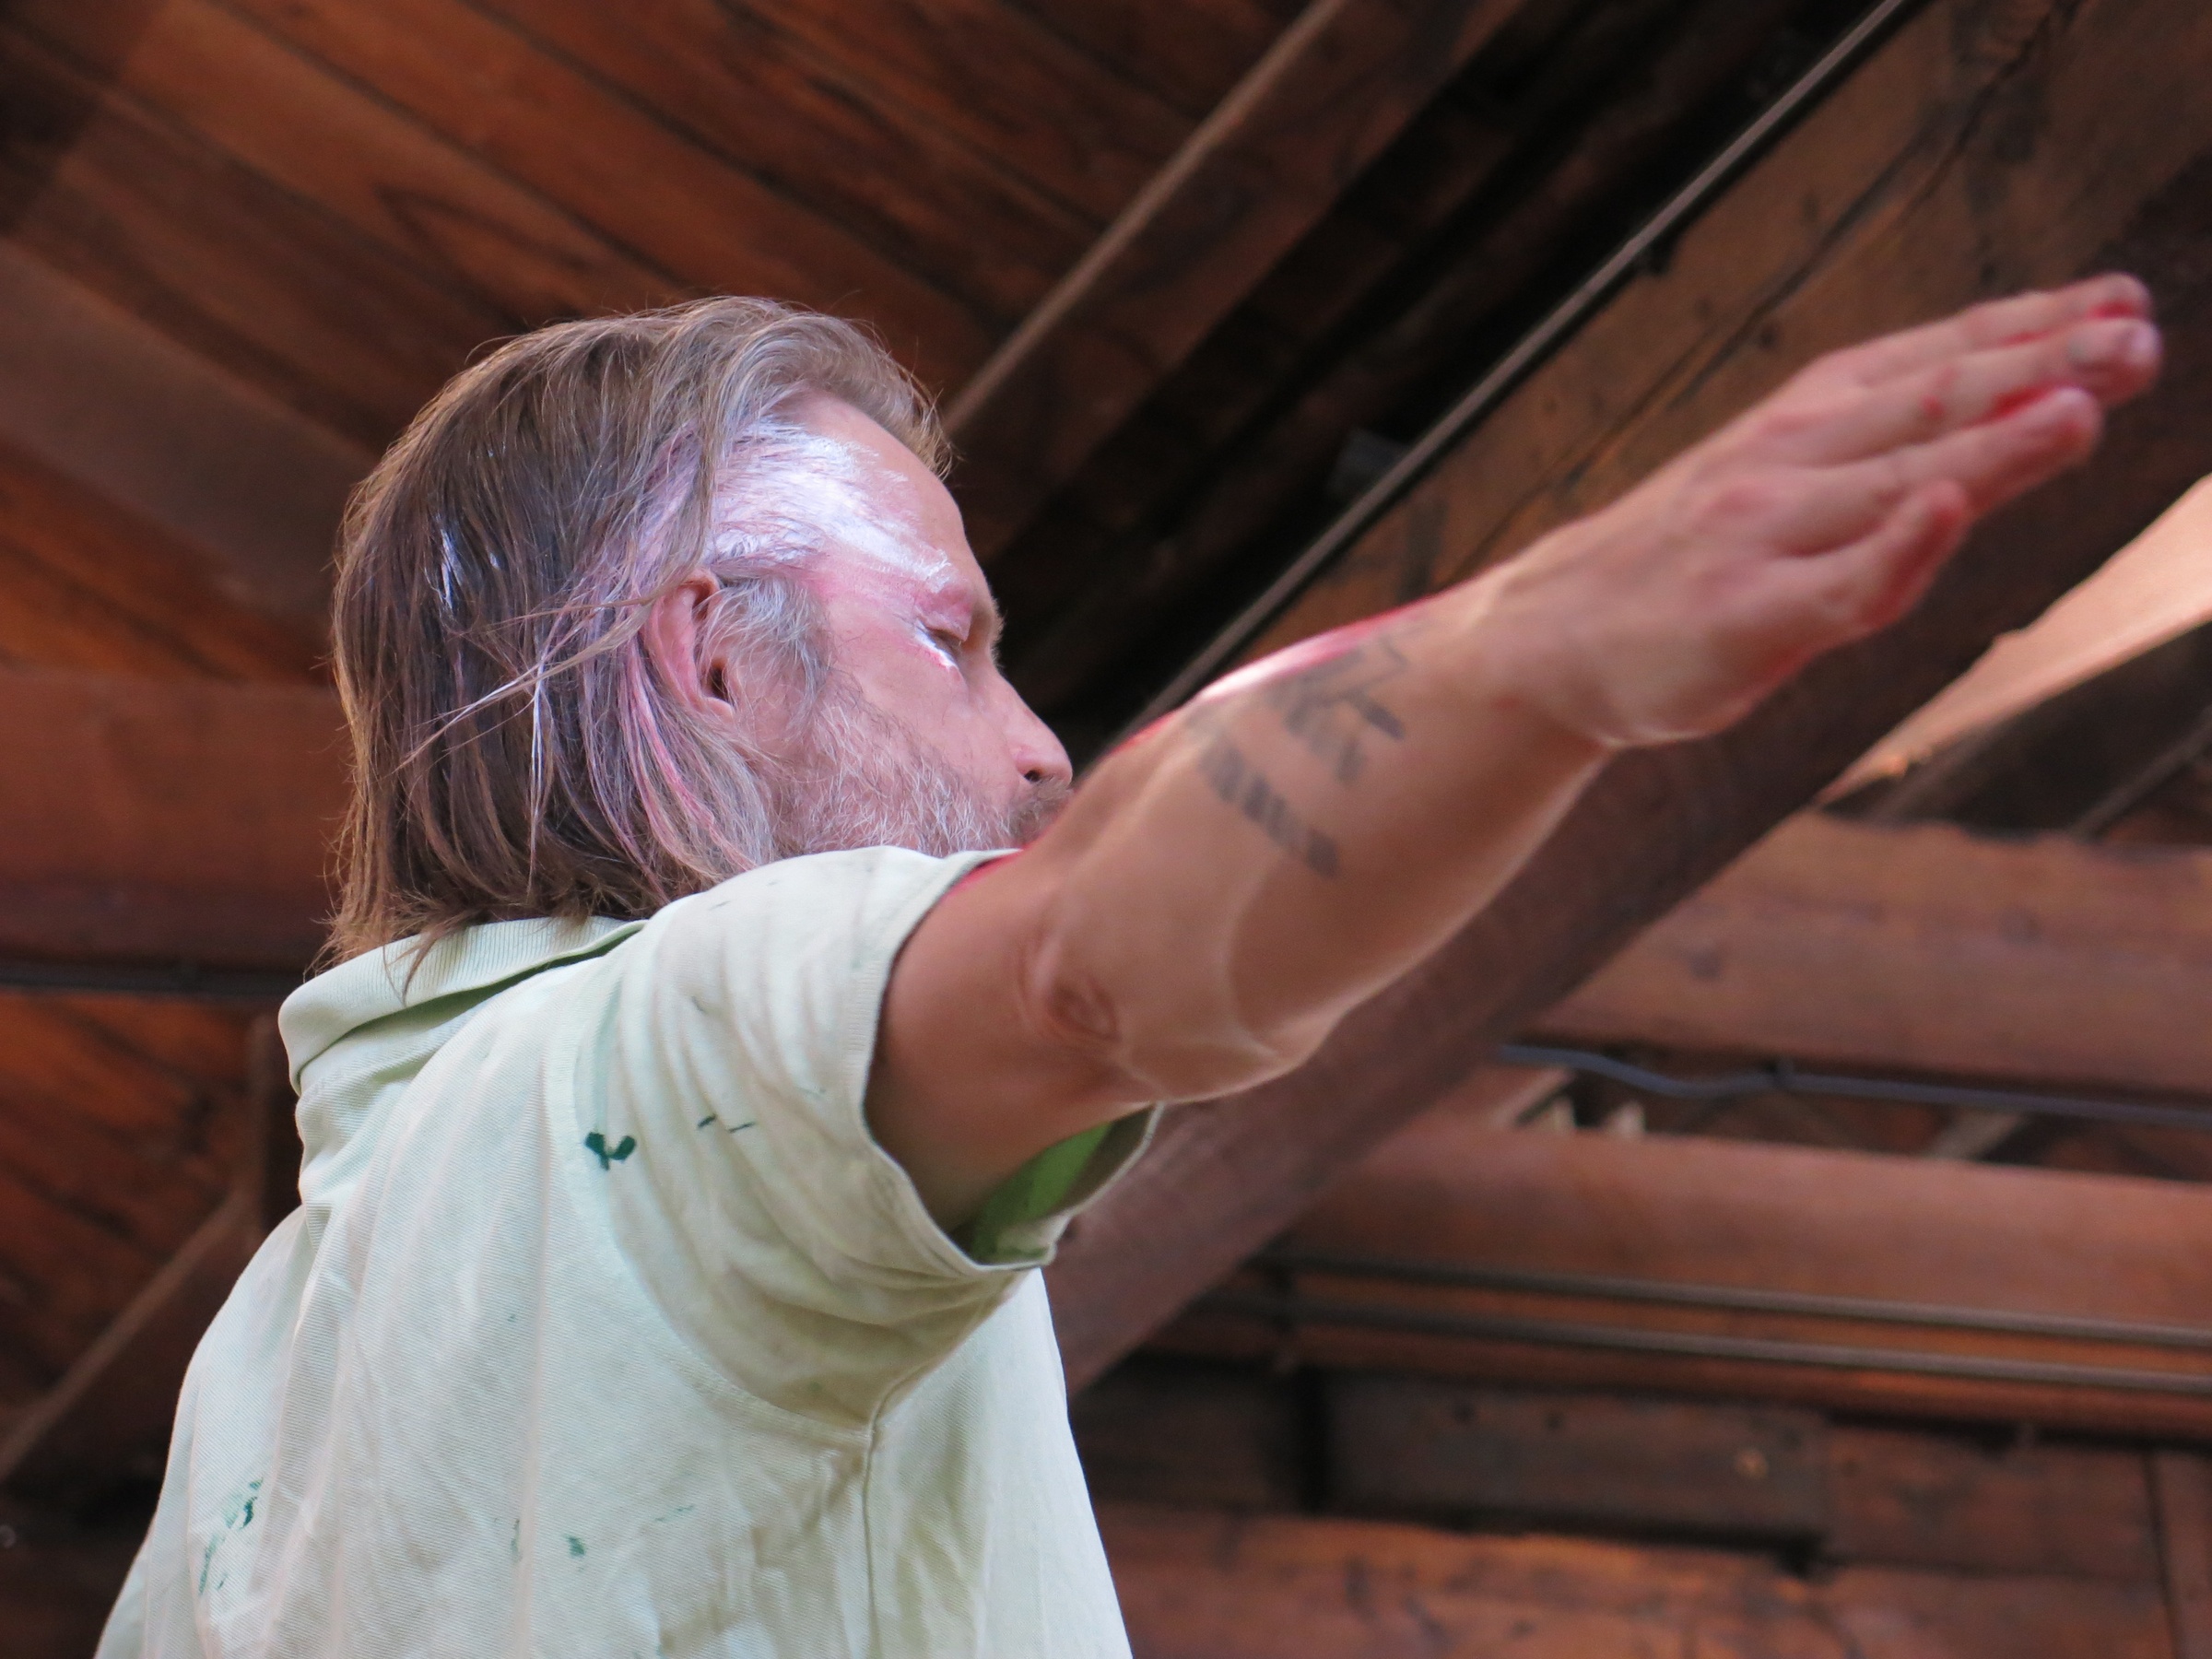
[1006,774,1072,847]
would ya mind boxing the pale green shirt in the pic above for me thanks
[97,848,1154,1658]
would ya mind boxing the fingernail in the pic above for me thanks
[2069,320,2156,368]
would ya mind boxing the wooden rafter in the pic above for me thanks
[946,0,1534,559]
[0,668,343,980]
[1046,0,2212,1388]
[1541,812,2212,1099]
[1162,1112,2212,1437]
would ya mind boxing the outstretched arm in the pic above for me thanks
[869,276,2163,1226]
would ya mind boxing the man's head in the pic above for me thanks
[329,300,1070,958]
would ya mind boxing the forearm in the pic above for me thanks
[1017,563,1609,1101]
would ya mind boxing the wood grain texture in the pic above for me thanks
[218,0,994,390]
[1046,0,2212,1388]
[1542,812,2212,1098]
[0,668,344,971]
[0,25,517,446]
[1327,1376,1830,1539]
[1002,0,1816,729]
[1830,1425,2159,1581]
[949,0,1532,558]
[2156,1452,2212,1659]
[1018,0,1300,118]
[1158,1112,2212,1436]
[0,994,253,1392]
[649,0,1192,226]
[1101,1502,2176,1658]
[471,0,1099,326]
[14,0,679,328]
[0,433,321,682]
[0,241,366,628]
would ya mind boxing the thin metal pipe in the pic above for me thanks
[1260,1246,2212,1352]
[1121,0,1929,736]
[1498,1041,2212,1135]
[1197,1289,2212,1396]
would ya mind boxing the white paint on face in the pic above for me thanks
[713,416,955,592]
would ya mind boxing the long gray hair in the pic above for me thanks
[327,299,950,959]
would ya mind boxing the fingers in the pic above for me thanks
[1816,274,2152,389]
[1771,482,1971,646]
[1783,314,2159,465]
[1754,383,2103,552]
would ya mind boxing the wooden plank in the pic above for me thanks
[1539,812,2212,1098]
[1836,472,2212,796]
[13,0,681,328]
[465,0,1096,324]
[0,1190,256,1504]
[0,429,322,682]
[0,993,276,1508]
[1018,0,1298,119]
[1071,1356,1306,1512]
[0,994,254,1387]
[0,27,517,446]
[0,1497,145,1659]
[1158,1113,2212,1437]
[1831,1426,2159,1581]
[0,668,344,972]
[947,0,1534,558]
[0,241,366,629]
[684,0,1189,225]
[1100,1502,2176,1658]
[218,0,994,392]
[1002,0,1820,729]
[2155,1452,2212,1659]
[1043,0,2212,1389]
[1326,1376,1830,1540]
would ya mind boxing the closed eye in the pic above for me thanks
[917,622,964,667]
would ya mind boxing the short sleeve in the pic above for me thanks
[572,847,1152,1425]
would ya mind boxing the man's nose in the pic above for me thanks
[1006,697,1073,791]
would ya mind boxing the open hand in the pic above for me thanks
[1484,275,2163,747]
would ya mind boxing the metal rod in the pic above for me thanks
[1498,1041,2212,1135]
[1197,1289,2212,1396]
[1260,1246,2212,1352]
[1120,0,1930,736]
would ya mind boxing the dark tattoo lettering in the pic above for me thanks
[1264,639,1412,784]
[1198,732,1341,877]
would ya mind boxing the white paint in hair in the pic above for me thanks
[711,416,952,589]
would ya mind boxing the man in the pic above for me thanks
[102,279,2159,1656]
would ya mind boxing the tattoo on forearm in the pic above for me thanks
[1198,732,1342,877]
[1265,639,1411,784]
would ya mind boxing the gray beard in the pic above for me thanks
[773,682,1067,860]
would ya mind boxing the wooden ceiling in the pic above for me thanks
[10,0,2212,1652]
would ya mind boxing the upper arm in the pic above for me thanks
[865,849,1154,1229]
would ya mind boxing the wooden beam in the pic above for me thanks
[946,0,1530,559]
[0,667,344,976]
[0,239,369,629]
[1100,1502,2175,1658]
[2155,1452,2212,1659]
[0,1008,291,1505]
[1835,471,2212,798]
[1539,812,2212,1099]
[1158,1113,2212,1437]
[1044,0,2212,1388]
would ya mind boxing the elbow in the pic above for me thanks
[1016,917,1337,1104]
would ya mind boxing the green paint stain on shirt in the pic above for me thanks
[583,1132,636,1170]
[567,1535,587,1558]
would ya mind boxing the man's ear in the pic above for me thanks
[641,571,733,720]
